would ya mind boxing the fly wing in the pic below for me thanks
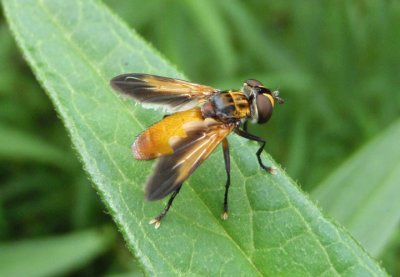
[145,118,233,200]
[110,73,218,112]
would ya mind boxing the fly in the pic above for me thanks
[110,74,284,228]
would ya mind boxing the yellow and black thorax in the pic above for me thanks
[201,90,251,123]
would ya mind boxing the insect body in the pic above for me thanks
[110,74,283,228]
[201,90,251,121]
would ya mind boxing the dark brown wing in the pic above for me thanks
[145,118,234,200]
[110,73,218,112]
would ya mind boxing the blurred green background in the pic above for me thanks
[1,0,399,276]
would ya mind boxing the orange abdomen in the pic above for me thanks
[132,108,204,160]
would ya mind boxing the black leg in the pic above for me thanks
[242,121,248,132]
[221,139,231,220]
[234,128,276,174]
[162,114,171,119]
[149,184,182,229]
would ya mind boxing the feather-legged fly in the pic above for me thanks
[110,74,283,228]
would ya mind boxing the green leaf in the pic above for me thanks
[216,0,303,74]
[183,0,236,77]
[0,123,66,166]
[312,119,400,257]
[0,227,114,277]
[2,0,387,275]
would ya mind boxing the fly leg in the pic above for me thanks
[234,128,276,174]
[242,121,248,132]
[149,184,182,229]
[221,139,231,220]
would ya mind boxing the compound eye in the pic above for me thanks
[245,79,264,88]
[256,94,273,124]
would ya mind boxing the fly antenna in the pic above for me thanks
[272,90,284,104]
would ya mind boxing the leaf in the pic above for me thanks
[2,0,387,275]
[0,227,114,277]
[216,0,303,74]
[183,0,236,77]
[0,123,66,166]
[312,119,400,257]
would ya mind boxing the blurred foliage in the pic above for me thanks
[1,0,399,275]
